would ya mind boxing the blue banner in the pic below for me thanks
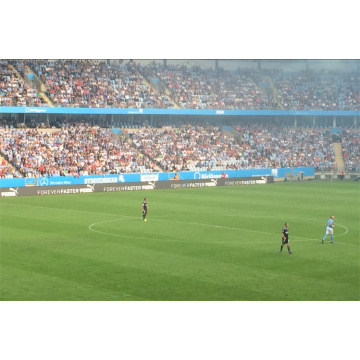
[0,106,358,116]
[0,167,314,189]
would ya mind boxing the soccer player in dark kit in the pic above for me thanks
[280,222,292,254]
[142,197,148,221]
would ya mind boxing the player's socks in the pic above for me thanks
[330,235,333,243]
[288,247,291,253]
[280,245,283,252]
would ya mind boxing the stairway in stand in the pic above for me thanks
[333,142,345,172]
[264,76,284,109]
[0,155,17,174]
[25,66,54,107]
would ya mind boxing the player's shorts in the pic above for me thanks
[282,238,289,244]
[325,226,333,235]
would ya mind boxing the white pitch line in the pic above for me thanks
[88,218,280,245]
[124,216,352,242]
[88,218,358,246]
[225,214,351,239]
[3,202,357,246]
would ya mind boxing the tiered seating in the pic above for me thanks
[1,118,357,177]
[273,70,360,110]
[342,129,360,172]
[0,123,157,178]
[0,61,47,107]
[1,60,358,111]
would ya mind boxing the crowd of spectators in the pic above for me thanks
[18,60,172,109]
[131,125,243,171]
[0,156,21,178]
[342,129,360,172]
[0,61,47,107]
[1,60,359,178]
[234,124,336,171]
[138,63,277,110]
[1,60,359,111]
[129,124,337,172]
[0,118,359,178]
[273,70,360,110]
[0,122,159,178]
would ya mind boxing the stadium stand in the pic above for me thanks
[0,122,161,178]
[2,119,356,177]
[0,61,47,107]
[1,60,358,111]
[0,60,359,178]
[342,129,360,172]
[272,70,360,111]
[17,60,173,109]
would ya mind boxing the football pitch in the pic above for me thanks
[0,180,359,301]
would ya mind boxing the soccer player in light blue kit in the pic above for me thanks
[322,215,335,244]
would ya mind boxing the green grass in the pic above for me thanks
[0,180,359,301]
